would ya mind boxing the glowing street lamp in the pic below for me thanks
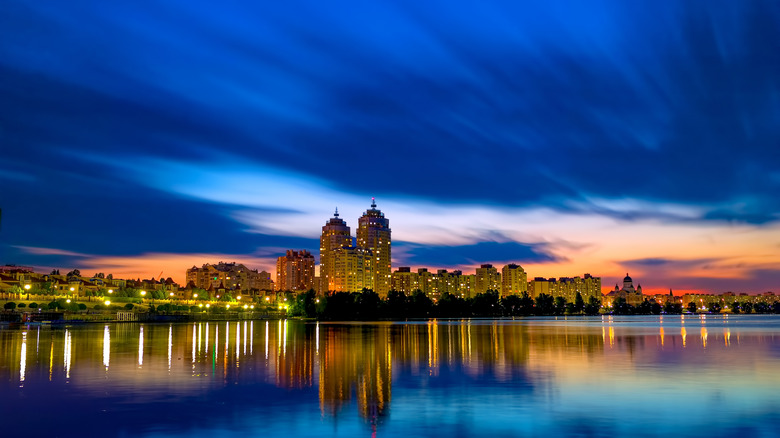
[108,289,113,294]
[24,284,31,291]
[205,304,210,309]
[265,296,270,302]
[169,292,174,297]
[250,305,255,309]
[237,296,241,300]
[105,300,111,306]
[70,287,75,292]
[226,305,230,309]
[140,290,147,296]
[66,299,71,304]
[193,293,198,299]
[243,304,248,309]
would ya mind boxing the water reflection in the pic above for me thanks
[1,316,780,437]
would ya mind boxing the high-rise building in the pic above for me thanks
[475,264,500,295]
[392,267,415,294]
[501,264,528,297]
[357,198,391,297]
[276,250,315,292]
[320,209,352,294]
[528,277,554,299]
[333,246,374,292]
[457,272,475,298]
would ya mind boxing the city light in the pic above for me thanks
[24,284,31,290]
[105,300,111,305]
[141,290,147,296]
[108,289,113,294]
[66,299,71,303]
[193,293,198,298]
[70,287,75,292]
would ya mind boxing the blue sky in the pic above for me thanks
[1,1,779,292]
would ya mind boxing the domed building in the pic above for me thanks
[604,273,645,307]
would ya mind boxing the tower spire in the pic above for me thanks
[371,197,376,208]
[334,207,339,217]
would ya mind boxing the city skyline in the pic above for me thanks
[2,1,780,294]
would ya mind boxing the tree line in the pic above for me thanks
[286,289,604,320]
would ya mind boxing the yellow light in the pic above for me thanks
[169,292,174,297]
[66,299,71,303]
[24,284,31,290]
[250,305,254,309]
[199,304,203,308]
[141,291,147,296]
[105,301,111,306]
[226,305,230,309]
[237,296,241,300]
[243,304,248,309]
[316,299,320,303]
[70,287,75,292]
[193,293,198,298]
[205,304,210,308]
[108,289,113,294]
[265,297,270,301]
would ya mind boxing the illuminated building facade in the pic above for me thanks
[333,246,374,292]
[276,250,315,292]
[501,264,528,297]
[320,209,352,293]
[475,264,501,295]
[185,262,272,293]
[357,199,392,297]
[603,273,644,306]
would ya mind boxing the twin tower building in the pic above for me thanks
[320,199,391,296]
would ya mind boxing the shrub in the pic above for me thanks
[124,303,134,310]
[17,303,26,308]
[78,303,87,310]
[4,302,17,310]
[29,302,38,309]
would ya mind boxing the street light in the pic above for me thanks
[105,300,111,306]
[108,289,113,294]
[193,293,198,299]
[140,290,147,297]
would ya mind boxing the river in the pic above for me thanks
[1,315,779,437]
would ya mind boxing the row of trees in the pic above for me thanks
[693,300,780,314]
[286,290,604,320]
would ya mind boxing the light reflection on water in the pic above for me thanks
[1,316,780,437]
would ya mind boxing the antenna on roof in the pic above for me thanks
[334,207,339,217]
[371,197,376,208]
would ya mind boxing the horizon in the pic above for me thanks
[2,1,779,295]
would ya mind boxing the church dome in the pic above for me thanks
[623,273,632,283]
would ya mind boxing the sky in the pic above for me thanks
[1,1,779,294]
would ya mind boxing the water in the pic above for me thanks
[1,315,780,437]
